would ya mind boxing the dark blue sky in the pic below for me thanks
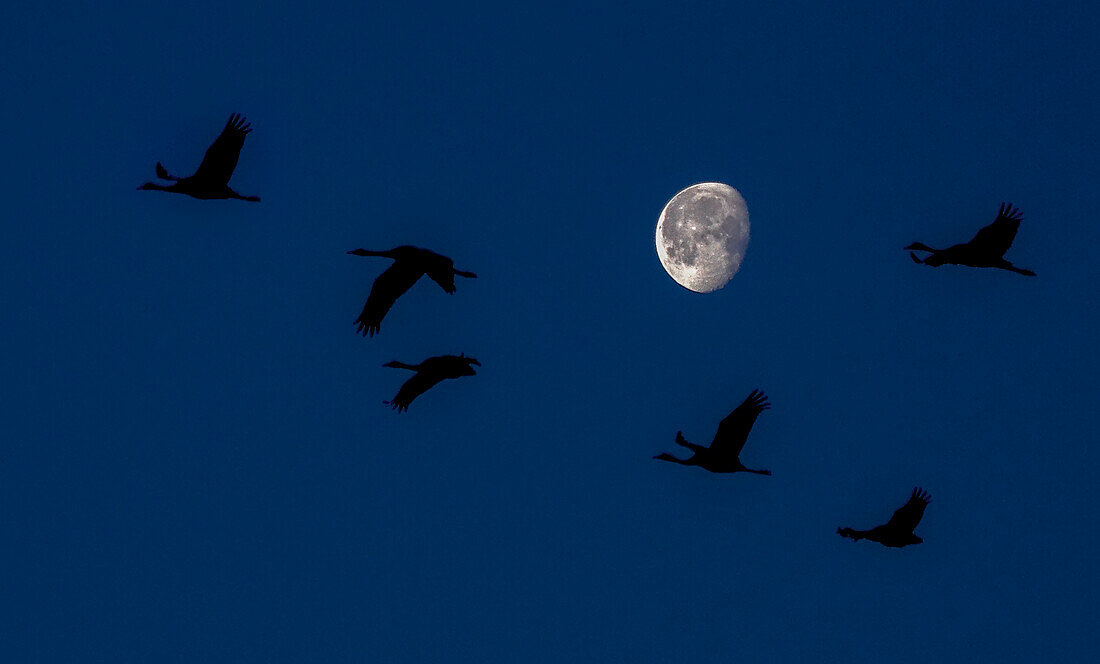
[4,1,1099,661]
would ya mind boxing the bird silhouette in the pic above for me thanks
[654,390,772,474]
[347,246,476,337]
[838,487,931,548]
[138,114,260,202]
[905,203,1035,275]
[382,354,480,412]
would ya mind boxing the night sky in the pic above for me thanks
[4,1,1099,661]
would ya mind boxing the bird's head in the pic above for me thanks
[904,242,933,252]
[137,182,164,191]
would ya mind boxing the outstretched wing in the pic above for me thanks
[426,266,458,293]
[966,203,1022,259]
[427,266,478,293]
[386,372,445,412]
[193,114,252,185]
[420,250,459,294]
[885,487,931,533]
[355,262,423,337]
[711,390,770,456]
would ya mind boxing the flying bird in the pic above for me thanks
[838,487,931,548]
[138,113,260,202]
[347,246,476,337]
[382,354,479,412]
[654,390,772,475]
[905,203,1035,275]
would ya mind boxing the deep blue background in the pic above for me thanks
[3,1,1098,661]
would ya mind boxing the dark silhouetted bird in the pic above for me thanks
[905,203,1035,275]
[382,354,479,412]
[838,487,931,548]
[347,246,476,337]
[654,390,772,475]
[138,114,260,202]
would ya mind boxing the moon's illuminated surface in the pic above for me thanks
[656,182,750,293]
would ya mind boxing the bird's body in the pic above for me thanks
[348,246,476,337]
[383,354,479,412]
[838,487,931,548]
[138,114,260,202]
[906,203,1034,275]
[654,390,772,475]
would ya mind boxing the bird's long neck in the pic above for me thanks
[384,361,420,371]
[909,242,938,253]
[350,249,395,258]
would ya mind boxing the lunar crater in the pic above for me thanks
[656,182,749,293]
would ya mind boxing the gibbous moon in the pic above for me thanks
[656,182,750,293]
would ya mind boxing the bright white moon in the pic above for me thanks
[655,182,750,293]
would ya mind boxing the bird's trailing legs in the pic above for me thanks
[998,260,1036,276]
[905,242,938,265]
[228,189,261,202]
[742,465,772,476]
[155,162,180,181]
[675,431,704,453]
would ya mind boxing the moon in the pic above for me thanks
[656,182,750,293]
